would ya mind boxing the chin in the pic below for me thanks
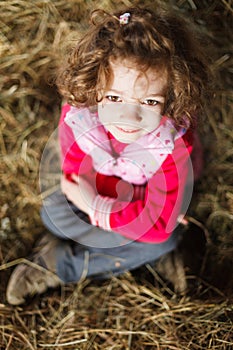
[113,132,139,143]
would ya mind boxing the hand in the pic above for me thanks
[60,174,96,215]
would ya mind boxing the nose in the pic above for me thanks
[120,103,142,123]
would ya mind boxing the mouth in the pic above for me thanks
[115,126,141,134]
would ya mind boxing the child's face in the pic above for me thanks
[98,60,167,144]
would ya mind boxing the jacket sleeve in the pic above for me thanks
[58,104,93,178]
[90,131,193,243]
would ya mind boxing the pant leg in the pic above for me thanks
[55,227,181,283]
[41,189,130,248]
[41,189,182,283]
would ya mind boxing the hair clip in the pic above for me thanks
[119,12,130,25]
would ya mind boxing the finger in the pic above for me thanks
[60,174,69,193]
[60,178,66,194]
[71,173,79,183]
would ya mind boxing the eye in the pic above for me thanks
[141,99,159,106]
[106,95,122,103]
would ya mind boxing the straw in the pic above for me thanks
[0,0,232,348]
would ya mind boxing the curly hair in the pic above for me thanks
[56,5,211,127]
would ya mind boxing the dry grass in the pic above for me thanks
[0,0,232,349]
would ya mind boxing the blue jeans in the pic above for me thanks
[41,190,182,283]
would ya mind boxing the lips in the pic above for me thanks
[115,126,141,134]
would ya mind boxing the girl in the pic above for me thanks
[6,5,210,305]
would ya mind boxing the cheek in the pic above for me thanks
[98,104,121,125]
[97,104,108,124]
[140,107,162,129]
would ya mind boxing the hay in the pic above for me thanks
[0,0,232,349]
[0,276,233,349]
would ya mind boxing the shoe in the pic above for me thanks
[154,218,207,294]
[155,249,187,294]
[6,233,63,305]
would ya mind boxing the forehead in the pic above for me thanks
[108,59,168,95]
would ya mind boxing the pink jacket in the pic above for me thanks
[59,104,193,243]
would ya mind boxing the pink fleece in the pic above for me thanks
[59,104,193,243]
